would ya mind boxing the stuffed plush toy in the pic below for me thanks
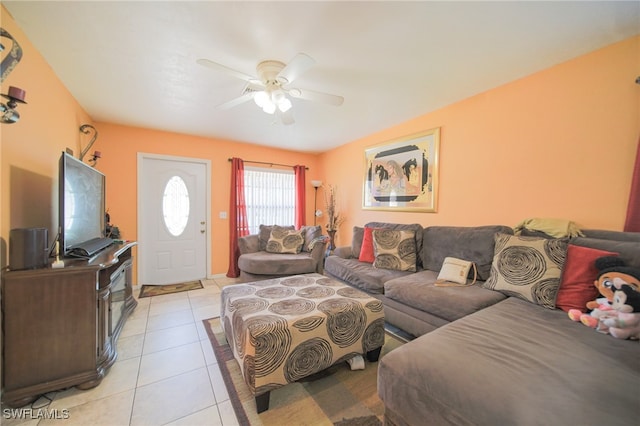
[568,257,640,339]
[602,312,640,340]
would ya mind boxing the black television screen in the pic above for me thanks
[59,152,106,256]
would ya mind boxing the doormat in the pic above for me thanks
[138,280,204,298]
[203,316,405,425]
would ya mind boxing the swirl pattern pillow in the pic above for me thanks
[372,229,417,272]
[483,233,567,308]
[266,226,304,254]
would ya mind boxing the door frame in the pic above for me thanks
[136,152,212,284]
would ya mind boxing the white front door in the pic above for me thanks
[138,154,210,285]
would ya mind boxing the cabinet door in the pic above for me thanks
[96,284,112,366]
[2,269,97,390]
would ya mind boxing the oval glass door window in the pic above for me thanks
[163,176,190,236]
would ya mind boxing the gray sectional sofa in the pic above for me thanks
[324,222,640,425]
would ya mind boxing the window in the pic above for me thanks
[162,175,190,236]
[244,167,295,234]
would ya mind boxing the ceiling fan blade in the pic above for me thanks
[217,92,254,110]
[289,88,344,106]
[277,53,316,84]
[278,109,295,125]
[197,58,256,82]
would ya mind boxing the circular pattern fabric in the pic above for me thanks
[365,300,384,313]
[284,337,333,383]
[484,233,567,309]
[318,298,367,347]
[266,226,304,254]
[269,298,316,316]
[246,315,292,378]
[337,287,371,299]
[372,229,417,272]
[256,286,296,299]
[496,246,546,286]
[296,286,335,299]
[362,317,386,353]
[293,316,325,332]
[230,297,269,315]
[316,277,344,287]
[280,275,317,287]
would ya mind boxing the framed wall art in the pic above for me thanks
[363,127,440,212]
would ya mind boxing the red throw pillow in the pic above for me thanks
[556,244,618,313]
[358,227,378,263]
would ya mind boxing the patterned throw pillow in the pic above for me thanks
[372,229,417,272]
[483,233,568,309]
[266,226,305,254]
[259,224,294,251]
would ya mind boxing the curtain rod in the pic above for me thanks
[228,158,308,170]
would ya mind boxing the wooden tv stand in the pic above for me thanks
[1,242,138,407]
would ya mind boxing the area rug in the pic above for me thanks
[203,317,404,426]
[138,280,204,298]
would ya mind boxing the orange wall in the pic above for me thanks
[2,5,638,275]
[1,6,93,267]
[94,123,321,276]
[321,35,640,248]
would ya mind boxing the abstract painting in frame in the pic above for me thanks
[363,128,440,212]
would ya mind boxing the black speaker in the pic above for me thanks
[9,228,49,270]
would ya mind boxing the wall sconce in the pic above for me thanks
[89,151,102,167]
[0,86,26,124]
[311,180,323,226]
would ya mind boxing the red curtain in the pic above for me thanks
[624,137,640,232]
[294,165,306,229]
[227,158,250,278]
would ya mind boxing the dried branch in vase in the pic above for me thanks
[323,184,345,231]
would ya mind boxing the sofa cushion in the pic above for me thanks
[384,271,506,322]
[351,226,365,259]
[556,244,619,313]
[366,222,424,268]
[378,297,640,426]
[484,234,567,309]
[570,237,640,270]
[372,229,417,272]
[266,226,304,254]
[324,256,412,294]
[300,225,322,252]
[422,225,513,281]
[238,251,315,275]
[581,229,640,242]
[259,224,294,251]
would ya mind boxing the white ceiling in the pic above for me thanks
[4,1,639,153]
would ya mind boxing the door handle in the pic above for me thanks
[200,230,205,234]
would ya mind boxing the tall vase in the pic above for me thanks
[327,230,337,251]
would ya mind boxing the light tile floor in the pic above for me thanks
[2,275,242,426]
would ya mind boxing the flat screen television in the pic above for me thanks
[58,152,107,257]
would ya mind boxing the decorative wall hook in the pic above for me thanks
[79,124,100,165]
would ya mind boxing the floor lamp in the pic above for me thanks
[311,180,323,225]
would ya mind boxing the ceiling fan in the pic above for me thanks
[197,53,344,125]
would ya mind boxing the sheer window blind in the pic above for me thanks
[244,167,295,234]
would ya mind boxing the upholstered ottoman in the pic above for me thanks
[220,273,385,413]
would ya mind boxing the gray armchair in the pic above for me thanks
[237,225,328,282]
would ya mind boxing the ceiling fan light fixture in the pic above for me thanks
[262,101,276,114]
[278,98,292,113]
[254,91,269,108]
